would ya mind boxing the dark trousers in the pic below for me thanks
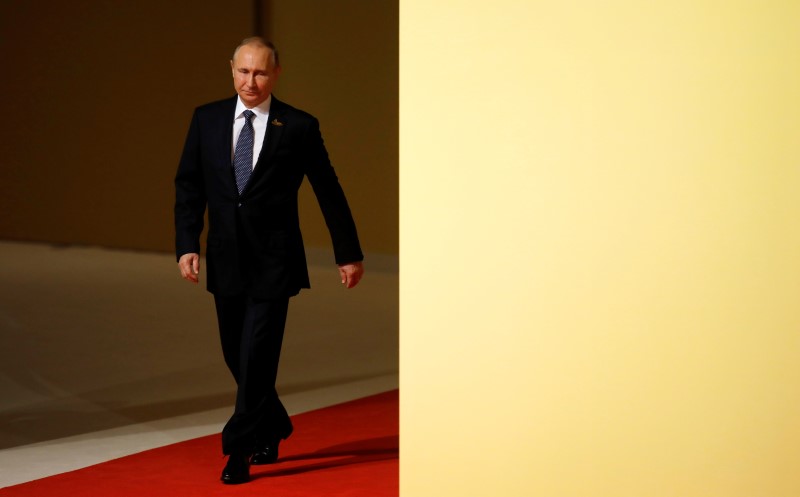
[214,294,294,455]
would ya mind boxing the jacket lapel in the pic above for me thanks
[222,97,236,165]
[216,97,238,194]
[247,96,287,187]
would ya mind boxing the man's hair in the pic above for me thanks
[232,37,280,68]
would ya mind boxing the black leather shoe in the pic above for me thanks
[251,439,281,465]
[220,453,250,484]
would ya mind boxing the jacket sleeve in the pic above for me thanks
[301,117,364,265]
[174,110,207,261]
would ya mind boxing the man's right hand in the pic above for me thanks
[178,253,201,284]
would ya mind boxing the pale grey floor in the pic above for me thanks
[0,241,398,487]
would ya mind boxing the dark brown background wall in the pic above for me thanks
[0,0,398,256]
[267,0,398,255]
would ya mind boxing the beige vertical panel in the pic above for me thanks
[401,1,800,496]
[0,0,251,251]
[267,0,399,255]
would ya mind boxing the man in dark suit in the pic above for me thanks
[174,37,364,484]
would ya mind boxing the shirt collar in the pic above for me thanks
[235,95,272,120]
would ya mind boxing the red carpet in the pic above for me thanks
[1,390,398,496]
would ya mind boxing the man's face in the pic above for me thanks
[230,44,280,108]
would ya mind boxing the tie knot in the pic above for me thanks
[243,110,255,121]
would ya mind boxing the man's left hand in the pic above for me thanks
[338,261,364,289]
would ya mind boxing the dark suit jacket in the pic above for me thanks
[174,95,363,298]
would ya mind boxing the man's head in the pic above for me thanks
[230,37,281,108]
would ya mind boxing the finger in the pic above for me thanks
[179,262,199,283]
[349,268,362,288]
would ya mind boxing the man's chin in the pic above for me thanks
[240,93,265,106]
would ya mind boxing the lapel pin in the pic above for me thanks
[271,118,284,126]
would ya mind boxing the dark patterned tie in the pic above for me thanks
[233,110,255,194]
